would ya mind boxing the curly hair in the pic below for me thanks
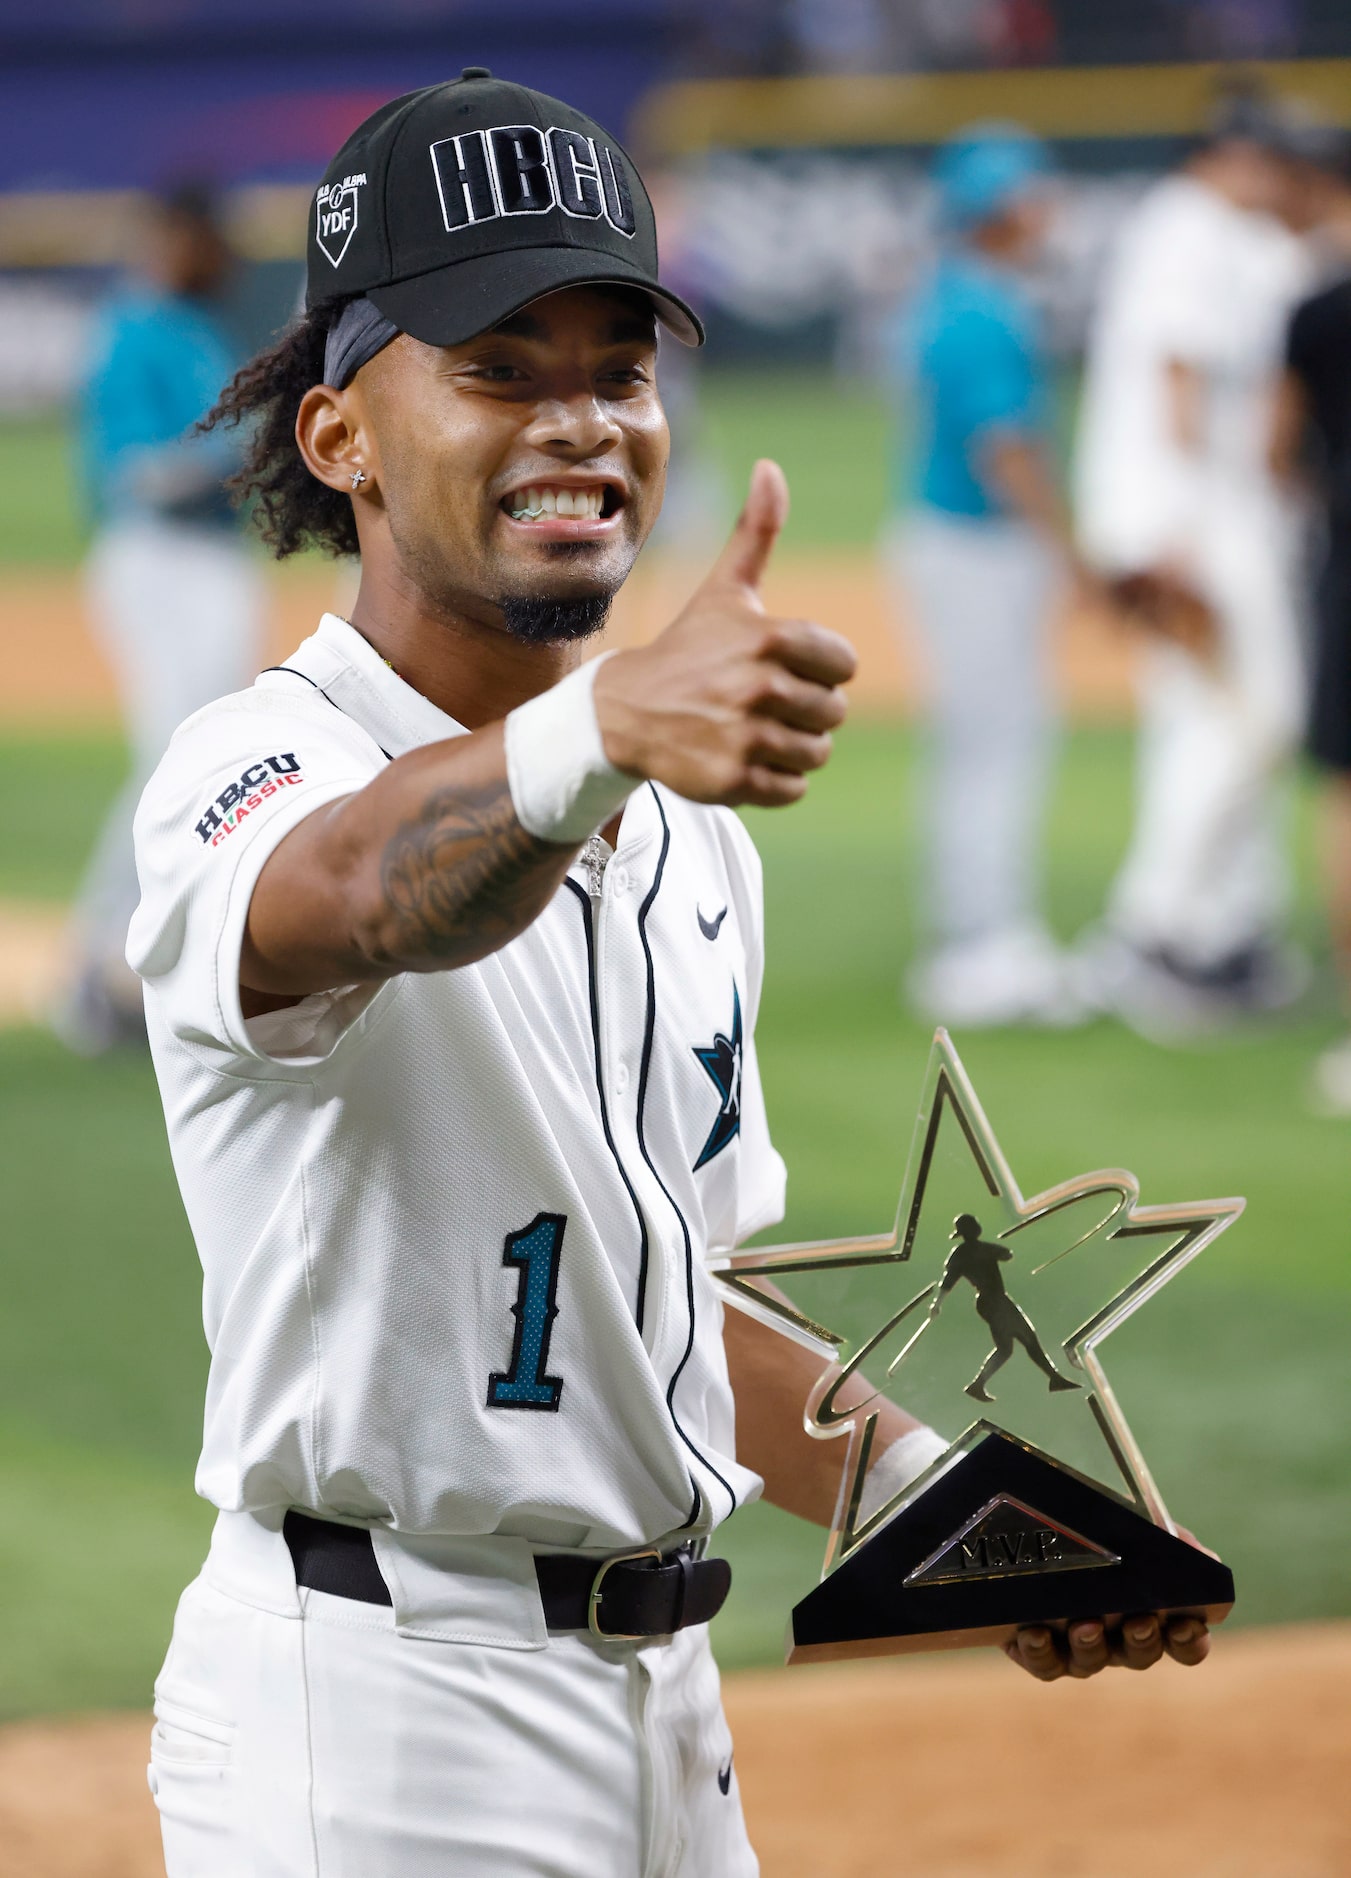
[202,304,358,560]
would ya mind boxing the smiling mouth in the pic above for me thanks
[503,482,622,522]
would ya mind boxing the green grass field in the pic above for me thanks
[0,722,1348,1715]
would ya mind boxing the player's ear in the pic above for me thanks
[296,383,375,498]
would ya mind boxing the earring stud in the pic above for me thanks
[350,470,367,490]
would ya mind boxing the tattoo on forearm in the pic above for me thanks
[379,778,560,963]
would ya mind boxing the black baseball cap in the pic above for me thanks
[305,68,702,348]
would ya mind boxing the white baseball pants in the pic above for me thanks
[1107,494,1306,967]
[74,517,264,984]
[885,508,1060,946]
[148,1514,757,1878]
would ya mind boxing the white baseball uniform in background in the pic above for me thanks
[1074,173,1310,973]
[128,612,785,1875]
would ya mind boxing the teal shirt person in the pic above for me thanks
[80,287,241,528]
[886,122,1052,521]
[894,248,1049,520]
[883,124,1073,1023]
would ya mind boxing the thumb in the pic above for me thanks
[703,458,789,599]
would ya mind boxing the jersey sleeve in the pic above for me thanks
[127,682,388,1070]
[713,810,787,1247]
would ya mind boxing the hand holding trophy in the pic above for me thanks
[712,1031,1238,1670]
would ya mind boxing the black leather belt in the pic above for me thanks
[283,1511,732,1639]
[534,1545,732,1639]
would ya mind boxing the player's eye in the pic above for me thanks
[599,361,652,387]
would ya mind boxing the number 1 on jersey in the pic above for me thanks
[487,1211,565,1411]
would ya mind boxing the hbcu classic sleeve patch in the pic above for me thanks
[127,679,388,1061]
[193,753,308,850]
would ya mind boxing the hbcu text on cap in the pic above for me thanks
[429,126,635,240]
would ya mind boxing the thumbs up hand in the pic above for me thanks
[593,460,857,807]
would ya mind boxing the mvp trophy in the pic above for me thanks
[712,1031,1239,1662]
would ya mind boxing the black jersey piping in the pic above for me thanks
[259,665,394,762]
[634,784,739,1524]
[562,876,650,1331]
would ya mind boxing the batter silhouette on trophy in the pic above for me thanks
[930,1214,1081,1403]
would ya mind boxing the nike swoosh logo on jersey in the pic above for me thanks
[718,1758,733,1795]
[698,904,728,941]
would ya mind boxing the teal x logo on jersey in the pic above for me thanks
[693,985,742,1170]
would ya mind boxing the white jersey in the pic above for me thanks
[1074,172,1308,571]
[128,612,785,1555]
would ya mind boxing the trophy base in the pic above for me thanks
[787,1430,1234,1665]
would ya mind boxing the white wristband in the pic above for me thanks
[503,652,635,846]
[857,1424,951,1524]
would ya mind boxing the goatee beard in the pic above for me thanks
[498,592,613,646]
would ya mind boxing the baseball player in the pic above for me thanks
[1271,129,1351,1109]
[57,183,263,1053]
[883,125,1089,1029]
[129,74,1213,1877]
[1073,90,1312,1034]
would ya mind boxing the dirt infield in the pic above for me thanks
[731,1622,1351,1877]
[0,551,1138,728]
[0,901,68,1024]
[2,1622,1347,1877]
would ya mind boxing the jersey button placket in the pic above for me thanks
[598,867,638,1114]
[594,842,669,1358]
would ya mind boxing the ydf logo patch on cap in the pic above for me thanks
[316,173,368,268]
[430,126,635,240]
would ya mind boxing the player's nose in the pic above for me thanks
[522,394,624,457]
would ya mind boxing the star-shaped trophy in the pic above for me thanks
[711,1030,1240,1662]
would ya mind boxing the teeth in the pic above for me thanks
[508,485,606,520]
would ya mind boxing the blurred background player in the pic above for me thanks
[50,182,263,1053]
[883,124,1088,1027]
[1270,128,1351,1109]
[1072,88,1313,1038]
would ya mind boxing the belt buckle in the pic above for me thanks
[587,1546,662,1641]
